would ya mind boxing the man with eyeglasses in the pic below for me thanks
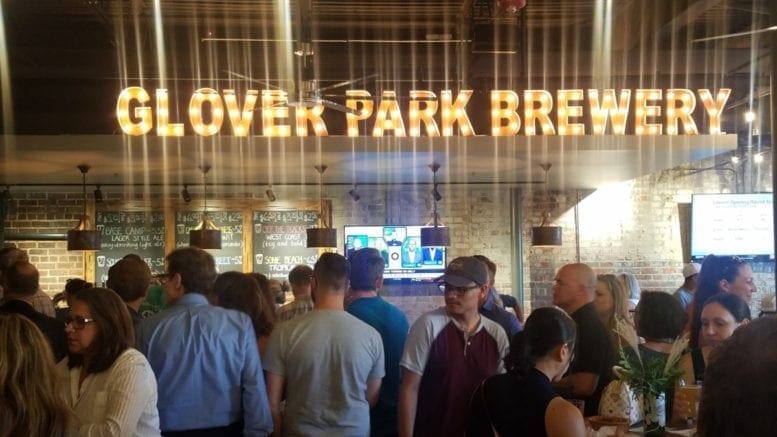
[398,256,509,437]
[0,260,67,361]
[136,247,272,436]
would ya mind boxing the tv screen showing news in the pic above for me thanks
[690,193,774,261]
[344,225,446,282]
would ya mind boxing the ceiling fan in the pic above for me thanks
[691,25,777,43]
[224,66,377,115]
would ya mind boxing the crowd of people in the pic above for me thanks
[0,243,775,436]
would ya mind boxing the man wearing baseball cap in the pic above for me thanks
[674,262,701,311]
[398,256,509,437]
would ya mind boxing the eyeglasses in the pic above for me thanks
[438,283,481,296]
[155,273,172,285]
[65,315,95,330]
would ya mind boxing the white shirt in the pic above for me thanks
[57,348,161,437]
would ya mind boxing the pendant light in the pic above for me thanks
[306,165,337,248]
[531,163,562,246]
[421,162,450,247]
[67,165,101,251]
[189,164,222,249]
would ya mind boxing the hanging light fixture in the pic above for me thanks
[1,185,15,215]
[531,163,562,246]
[306,165,337,248]
[189,164,222,249]
[265,185,277,202]
[181,185,192,203]
[93,184,104,204]
[67,165,101,251]
[421,162,450,247]
[2,185,13,202]
[348,184,360,202]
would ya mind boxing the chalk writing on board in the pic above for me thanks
[175,211,244,272]
[95,211,165,286]
[252,210,320,279]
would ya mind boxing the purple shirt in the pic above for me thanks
[401,308,508,436]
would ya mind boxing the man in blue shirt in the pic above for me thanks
[347,248,409,437]
[136,247,272,436]
[473,255,522,337]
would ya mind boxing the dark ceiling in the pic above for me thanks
[0,0,772,187]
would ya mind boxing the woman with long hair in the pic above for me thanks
[467,307,584,437]
[250,272,279,324]
[697,316,777,436]
[689,255,755,349]
[213,272,275,356]
[56,288,160,436]
[0,313,71,436]
[682,292,750,384]
[594,274,631,333]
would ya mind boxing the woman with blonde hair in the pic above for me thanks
[0,313,71,436]
[594,273,632,335]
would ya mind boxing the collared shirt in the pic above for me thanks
[57,348,161,436]
[674,287,693,311]
[480,290,523,338]
[136,293,272,436]
[277,295,314,323]
[31,288,56,317]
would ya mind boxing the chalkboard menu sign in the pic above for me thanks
[253,210,320,279]
[95,211,165,286]
[175,211,244,272]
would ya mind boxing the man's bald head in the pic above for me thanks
[552,262,596,313]
[5,261,40,297]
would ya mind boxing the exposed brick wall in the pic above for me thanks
[523,152,775,315]
[3,193,86,295]
[2,154,774,320]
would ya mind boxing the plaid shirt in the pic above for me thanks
[31,289,56,317]
[277,295,314,323]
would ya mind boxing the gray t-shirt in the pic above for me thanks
[264,309,385,436]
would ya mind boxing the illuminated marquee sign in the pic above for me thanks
[116,87,731,137]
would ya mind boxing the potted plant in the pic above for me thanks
[614,319,688,436]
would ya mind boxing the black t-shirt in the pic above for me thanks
[0,299,68,361]
[570,302,615,416]
[467,368,558,436]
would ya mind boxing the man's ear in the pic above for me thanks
[375,277,384,291]
[478,284,489,300]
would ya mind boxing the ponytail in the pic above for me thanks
[504,307,577,377]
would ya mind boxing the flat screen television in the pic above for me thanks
[344,225,446,282]
[690,193,774,261]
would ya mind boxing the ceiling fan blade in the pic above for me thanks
[314,74,379,93]
[692,25,777,43]
[317,99,357,114]
[283,98,356,114]
[222,70,286,90]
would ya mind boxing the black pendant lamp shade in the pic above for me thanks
[420,162,450,247]
[67,165,101,251]
[306,165,338,248]
[306,227,338,248]
[531,163,562,247]
[531,225,562,246]
[189,165,222,249]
